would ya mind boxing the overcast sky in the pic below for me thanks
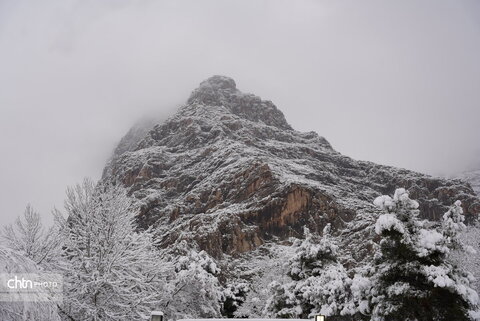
[1,0,479,226]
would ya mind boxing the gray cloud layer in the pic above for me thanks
[1,0,479,225]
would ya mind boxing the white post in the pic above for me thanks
[150,311,164,321]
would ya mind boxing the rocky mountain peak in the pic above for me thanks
[199,75,237,90]
[104,76,480,263]
[187,75,292,130]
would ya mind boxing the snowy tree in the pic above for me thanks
[266,224,352,318]
[162,242,225,319]
[361,188,480,321]
[442,200,468,250]
[223,282,249,317]
[233,245,293,318]
[0,246,61,321]
[1,204,61,266]
[54,178,166,321]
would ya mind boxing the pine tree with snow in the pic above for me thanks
[267,224,352,318]
[442,200,467,250]
[54,179,166,321]
[363,188,479,321]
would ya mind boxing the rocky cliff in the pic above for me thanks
[103,75,480,266]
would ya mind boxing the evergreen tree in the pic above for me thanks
[267,224,352,318]
[364,188,479,321]
[442,200,467,250]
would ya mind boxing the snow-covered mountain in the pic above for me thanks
[102,76,480,316]
[104,75,479,253]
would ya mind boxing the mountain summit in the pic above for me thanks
[104,76,480,263]
[186,75,293,130]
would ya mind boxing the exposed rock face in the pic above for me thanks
[103,76,480,262]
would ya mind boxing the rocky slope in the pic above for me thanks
[103,75,480,268]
